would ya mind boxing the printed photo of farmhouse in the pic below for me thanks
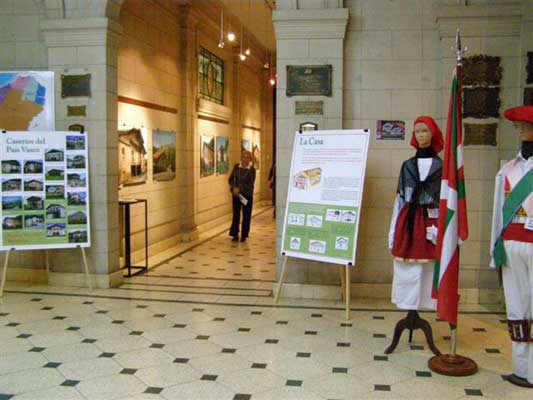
[24,179,43,191]
[23,160,43,174]
[2,215,22,230]
[45,148,64,162]
[2,178,22,192]
[216,136,229,175]
[67,154,86,169]
[2,160,21,174]
[45,166,64,181]
[24,196,44,210]
[152,130,176,182]
[68,191,86,206]
[2,196,22,211]
[46,184,65,199]
[118,128,148,185]
[69,229,87,243]
[200,135,215,177]
[66,135,85,150]
[67,173,86,188]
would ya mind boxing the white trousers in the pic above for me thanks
[392,260,437,311]
[502,240,533,383]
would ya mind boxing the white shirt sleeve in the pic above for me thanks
[389,194,404,250]
[489,168,505,268]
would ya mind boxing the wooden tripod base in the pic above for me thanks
[384,310,441,356]
[429,354,478,376]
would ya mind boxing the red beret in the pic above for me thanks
[504,106,533,124]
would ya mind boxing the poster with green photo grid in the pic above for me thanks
[1,131,90,250]
[280,130,369,265]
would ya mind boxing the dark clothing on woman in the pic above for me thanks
[228,164,256,239]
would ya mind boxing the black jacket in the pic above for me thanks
[229,164,256,199]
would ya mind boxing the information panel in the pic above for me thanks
[1,131,90,250]
[281,130,369,265]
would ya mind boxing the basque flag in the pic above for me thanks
[432,65,469,327]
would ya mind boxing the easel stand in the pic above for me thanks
[0,246,92,297]
[274,253,352,320]
[385,310,441,355]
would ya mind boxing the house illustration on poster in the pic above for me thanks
[290,237,301,250]
[46,204,65,219]
[309,240,326,254]
[341,210,356,223]
[46,223,66,237]
[307,215,323,227]
[335,236,349,250]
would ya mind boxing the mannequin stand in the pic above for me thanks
[384,310,441,356]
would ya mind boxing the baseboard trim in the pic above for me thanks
[48,269,123,289]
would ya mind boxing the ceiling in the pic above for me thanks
[218,0,276,53]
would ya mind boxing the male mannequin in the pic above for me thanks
[490,105,533,388]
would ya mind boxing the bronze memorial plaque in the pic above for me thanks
[67,105,87,117]
[295,101,324,115]
[61,74,91,98]
[463,87,500,119]
[68,124,85,132]
[527,52,533,84]
[286,65,332,97]
[524,88,533,106]
[464,123,497,146]
[463,55,502,86]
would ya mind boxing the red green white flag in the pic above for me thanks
[432,65,469,327]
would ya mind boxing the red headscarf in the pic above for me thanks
[410,116,444,154]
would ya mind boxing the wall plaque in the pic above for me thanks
[463,55,502,86]
[295,101,324,115]
[524,88,533,106]
[527,52,533,85]
[463,87,500,118]
[464,123,497,146]
[61,74,91,98]
[68,123,85,132]
[67,105,87,117]
[286,65,332,97]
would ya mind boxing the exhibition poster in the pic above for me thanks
[281,130,370,265]
[0,71,55,131]
[1,131,91,250]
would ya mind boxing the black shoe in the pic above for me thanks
[231,236,239,242]
[240,237,246,242]
[506,374,533,388]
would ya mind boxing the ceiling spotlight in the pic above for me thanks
[239,53,247,61]
[245,48,251,56]
[263,62,270,70]
[218,41,225,49]
[269,77,276,86]
[227,31,235,42]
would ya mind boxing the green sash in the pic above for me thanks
[493,168,533,268]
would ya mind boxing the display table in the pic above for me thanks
[119,198,148,277]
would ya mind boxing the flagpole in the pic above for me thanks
[428,29,477,377]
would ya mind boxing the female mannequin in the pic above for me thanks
[389,116,444,310]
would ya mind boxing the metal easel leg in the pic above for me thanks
[339,265,346,302]
[345,265,351,321]
[0,250,11,297]
[274,254,288,303]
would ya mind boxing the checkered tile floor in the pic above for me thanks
[1,211,531,399]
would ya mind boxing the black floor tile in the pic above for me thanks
[443,336,451,340]
[192,308,204,312]
[410,345,424,350]
[485,348,500,354]
[99,352,116,358]
[112,320,125,324]
[66,326,80,331]
[233,394,252,400]
[311,314,322,318]
[129,331,143,336]
[201,374,218,381]
[0,313,9,317]
[82,338,97,343]
[337,342,350,347]
[251,363,267,369]
[196,335,209,340]
[213,317,226,321]
[373,316,385,320]
[251,311,262,315]
[465,389,483,396]
[153,314,166,318]
[340,323,352,327]
[30,298,42,302]
[276,321,288,325]
[416,371,432,377]
[238,328,251,332]
[0,394,14,400]
[374,355,388,361]
[296,352,311,358]
[374,385,390,391]
[53,316,66,320]
[305,331,318,335]
[144,387,163,394]
[41,306,53,310]
[473,328,486,332]
[82,301,94,305]
[332,367,348,373]
[286,380,303,387]
[96,310,108,314]
[120,368,137,375]
[29,347,46,353]
[61,380,80,387]
[6,323,19,327]
[136,305,148,308]
[150,343,165,349]
[173,324,186,328]
[265,339,278,344]
[373,333,386,338]
[222,348,236,354]
[174,358,189,364]
[17,333,31,339]
[43,362,62,368]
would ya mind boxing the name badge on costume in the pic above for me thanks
[525,217,533,231]
[427,208,439,219]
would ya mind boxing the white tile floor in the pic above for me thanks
[0,211,531,399]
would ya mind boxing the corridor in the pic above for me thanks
[0,212,530,400]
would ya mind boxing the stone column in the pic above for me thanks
[177,5,199,240]
[40,17,123,287]
[273,2,349,298]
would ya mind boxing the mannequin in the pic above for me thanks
[389,116,443,310]
[490,105,533,388]
[385,116,444,355]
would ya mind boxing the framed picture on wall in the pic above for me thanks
[252,142,260,170]
[152,130,176,182]
[241,139,251,154]
[215,136,229,175]
[200,135,215,177]
[118,128,148,186]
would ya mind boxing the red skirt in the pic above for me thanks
[392,204,438,260]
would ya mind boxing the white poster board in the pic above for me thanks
[281,129,370,265]
[1,131,90,250]
[0,71,55,131]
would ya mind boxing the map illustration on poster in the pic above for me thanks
[1,131,90,250]
[0,71,55,131]
[281,130,369,265]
